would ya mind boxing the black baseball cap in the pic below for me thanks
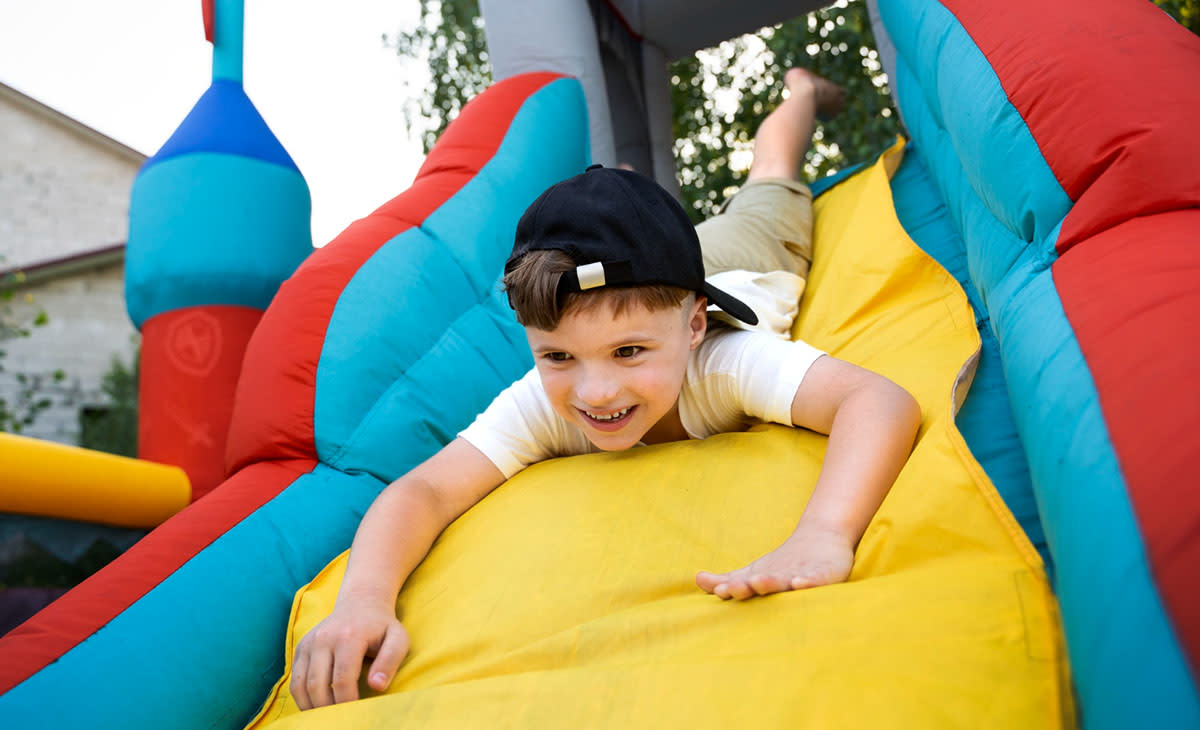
[507,165,758,325]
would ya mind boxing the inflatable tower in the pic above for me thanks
[126,0,312,500]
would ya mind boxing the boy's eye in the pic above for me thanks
[614,346,642,359]
[545,352,572,362]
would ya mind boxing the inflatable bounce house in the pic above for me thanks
[1,0,1197,728]
[0,0,310,626]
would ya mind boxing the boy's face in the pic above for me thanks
[526,294,707,451]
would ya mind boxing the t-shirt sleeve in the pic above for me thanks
[747,335,826,426]
[457,367,576,480]
[690,328,826,430]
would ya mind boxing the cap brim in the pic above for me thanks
[702,282,759,326]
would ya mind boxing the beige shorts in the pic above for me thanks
[695,178,814,338]
[695,177,814,279]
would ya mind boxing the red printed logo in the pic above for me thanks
[165,310,223,377]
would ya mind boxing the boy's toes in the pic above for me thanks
[789,573,824,590]
[748,574,786,595]
[726,580,756,600]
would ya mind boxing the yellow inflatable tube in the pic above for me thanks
[0,431,190,527]
[248,142,1075,728]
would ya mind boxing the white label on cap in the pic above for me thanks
[576,262,606,290]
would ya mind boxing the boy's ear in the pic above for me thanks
[688,295,707,349]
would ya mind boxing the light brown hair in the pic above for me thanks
[504,249,692,330]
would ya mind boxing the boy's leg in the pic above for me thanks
[746,68,844,182]
[697,69,844,278]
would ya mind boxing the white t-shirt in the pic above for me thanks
[459,325,826,479]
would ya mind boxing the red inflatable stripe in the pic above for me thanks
[0,459,314,694]
[941,0,1200,253]
[224,72,567,475]
[944,0,1200,672]
[1053,210,1200,671]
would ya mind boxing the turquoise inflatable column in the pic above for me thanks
[126,0,312,501]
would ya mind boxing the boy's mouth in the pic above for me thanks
[579,406,635,431]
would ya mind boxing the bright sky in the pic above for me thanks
[0,0,429,247]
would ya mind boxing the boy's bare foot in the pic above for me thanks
[784,67,845,119]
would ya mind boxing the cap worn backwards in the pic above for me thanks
[507,164,758,325]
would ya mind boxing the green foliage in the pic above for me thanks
[390,0,1197,223]
[1154,0,1199,35]
[388,0,491,154]
[78,350,138,458]
[390,0,896,225]
[0,267,64,434]
[0,270,31,341]
[670,0,899,221]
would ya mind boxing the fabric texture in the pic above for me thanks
[884,0,1200,722]
[698,177,813,335]
[510,166,758,326]
[0,73,589,729]
[696,177,814,279]
[458,327,825,479]
[245,142,1073,729]
[461,170,823,480]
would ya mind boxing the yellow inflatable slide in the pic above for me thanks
[247,143,1074,729]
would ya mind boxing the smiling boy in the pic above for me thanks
[290,69,921,711]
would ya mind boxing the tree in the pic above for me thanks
[390,0,1197,221]
[1154,0,1199,34]
[389,0,897,222]
[667,1,898,221]
[388,0,491,155]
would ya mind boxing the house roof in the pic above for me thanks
[0,80,148,166]
[0,81,144,284]
[0,243,125,287]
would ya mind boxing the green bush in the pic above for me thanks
[78,350,139,458]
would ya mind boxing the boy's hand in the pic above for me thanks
[696,525,854,600]
[290,602,410,711]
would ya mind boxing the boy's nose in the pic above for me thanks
[576,368,620,406]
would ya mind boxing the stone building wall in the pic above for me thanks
[0,84,143,269]
[1,260,138,444]
[0,83,145,446]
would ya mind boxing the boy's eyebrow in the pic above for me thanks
[531,333,659,354]
[603,333,657,347]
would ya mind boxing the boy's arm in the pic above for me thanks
[696,355,921,600]
[292,438,505,710]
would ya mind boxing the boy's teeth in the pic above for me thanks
[587,407,630,421]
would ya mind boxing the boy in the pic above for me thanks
[290,69,921,711]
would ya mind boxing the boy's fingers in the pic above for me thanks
[304,645,335,708]
[330,641,367,705]
[368,623,411,692]
[291,640,312,710]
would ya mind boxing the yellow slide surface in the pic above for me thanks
[248,143,1074,728]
